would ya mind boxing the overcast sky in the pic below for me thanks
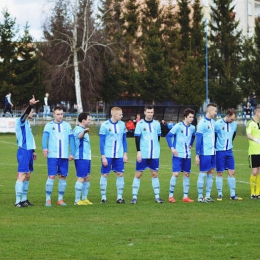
[0,0,101,41]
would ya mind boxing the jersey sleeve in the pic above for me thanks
[134,122,141,136]
[99,123,106,136]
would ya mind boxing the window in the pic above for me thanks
[248,2,252,16]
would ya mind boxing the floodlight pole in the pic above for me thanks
[205,18,209,106]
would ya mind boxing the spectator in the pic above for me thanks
[43,93,50,118]
[126,119,135,137]
[167,120,175,130]
[244,103,252,119]
[135,114,141,125]
[250,94,257,116]
[160,119,169,137]
[3,92,13,117]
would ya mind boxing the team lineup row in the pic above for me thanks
[14,95,260,207]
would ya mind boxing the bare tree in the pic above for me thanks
[42,0,111,112]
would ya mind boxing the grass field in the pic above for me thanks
[0,125,259,260]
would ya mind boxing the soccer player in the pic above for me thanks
[246,105,260,198]
[131,105,163,204]
[196,103,217,203]
[42,106,75,206]
[73,112,93,206]
[215,109,242,201]
[166,108,196,203]
[15,95,39,207]
[99,107,128,204]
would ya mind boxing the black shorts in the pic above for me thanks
[248,155,260,168]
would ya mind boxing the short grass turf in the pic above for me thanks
[0,125,258,260]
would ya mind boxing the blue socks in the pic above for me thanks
[197,172,207,199]
[216,176,223,196]
[22,180,29,201]
[183,176,190,198]
[100,176,107,200]
[206,174,213,198]
[46,178,54,201]
[152,177,160,199]
[58,179,67,201]
[82,181,90,200]
[169,176,177,197]
[15,180,23,204]
[116,176,124,200]
[132,177,140,199]
[75,181,83,203]
[228,176,236,197]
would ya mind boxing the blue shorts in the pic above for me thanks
[172,157,191,173]
[136,158,159,172]
[216,150,235,172]
[199,155,216,172]
[101,158,124,174]
[47,158,69,177]
[17,148,34,173]
[74,159,91,178]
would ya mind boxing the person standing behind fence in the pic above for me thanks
[3,92,13,117]
[73,112,93,206]
[15,95,39,207]
[43,93,50,118]
[42,106,75,206]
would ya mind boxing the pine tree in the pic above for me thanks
[0,8,18,99]
[12,23,44,106]
[251,17,260,96]
[138,0,174,103]
[208,0,242,110]
[177,0,191,60]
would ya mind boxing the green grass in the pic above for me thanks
[0,125,258,260]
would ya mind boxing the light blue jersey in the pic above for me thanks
[15,118,36,150]
[196,116,215,156]
[43,121,73,158]
[73,126,91,160]
[99,119,126,158]
[215,119,237,151]
[167,122,195,158]
[135,119,161,159]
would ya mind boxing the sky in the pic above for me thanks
[0,0,101,41]
[0,0,49,41]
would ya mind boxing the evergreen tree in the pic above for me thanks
[98,0,126,103]
[251,17,260,96]
[208,0,242,110]
[12,24,45,106]
[238,37,256,99]
[175,56,205,106]
[177,0,191,60]
[0,8,18,100]
[138,0,174,103]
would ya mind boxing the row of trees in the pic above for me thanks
[1,0,260,112]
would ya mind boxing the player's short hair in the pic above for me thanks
[53,106,63,112]
[183,108,195,118]
[144,105,154,111]
[226,108,236,117]
[111,107,122,114]
[206,103,217,112]
[78,112,90,123]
